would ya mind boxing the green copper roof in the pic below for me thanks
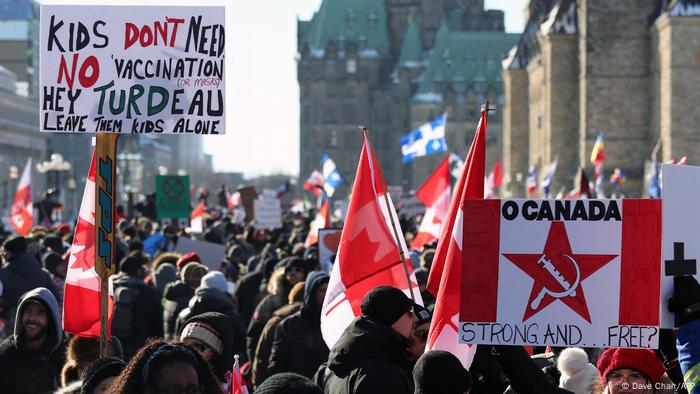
[298,0,389,53]
[413,25,519,103]
[397,18,422,67]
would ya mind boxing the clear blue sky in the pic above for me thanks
[211,0,528,177]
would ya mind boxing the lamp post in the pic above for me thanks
[3,165,18,212]
[36,153,72,214]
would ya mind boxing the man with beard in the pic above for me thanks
[0,287,66,393]
[268,271,329,379]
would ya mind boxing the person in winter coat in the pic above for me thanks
[0,236,59,321]
[596,348,665,394]
[413,350,472,394]
[556,348,602,394]
[268,271,329,379]
[324,286,418,394]
[176,271,246,362]
[111,252,164,361]
[246,262,304,362]
[253,281,306,388]
[179,311,235,382]
[162,262,208,339]
[0,287,67,393]
[235,256,278,327]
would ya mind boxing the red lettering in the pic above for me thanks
[154,21,167,46]
[166,17,185,47]
[57,53,78,89]
[124,18,185,49]
[56,53,100,89]
[125,23,139,49]
[139,25,153,47]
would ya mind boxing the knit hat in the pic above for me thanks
[360,286,413,326]
[43,252,64,274]
[253,372,323,394]
[3,235,27,255]
[413,303,432,327]
[80,357,125,394]
[199,271,228,294]
[119,252,147,273]
[181,262,208,288]
[597,348,665,385]
[557,347,601,394]
[180,321,224,355]
[176,252,201,270]
[153,263,177,294]
[413,350,472,394]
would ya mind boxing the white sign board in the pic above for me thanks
[174,236,225,270]
[318,228,342,266]
[254,196,282,230]
[661,164,700,328]
[40,5,225,134]
[459,199,662,349]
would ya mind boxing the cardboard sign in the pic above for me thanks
[237,186,257,222]
[156,175,191,219]
[254,195,282,230]
[40,5,225,134]
[460,199,662,349]
[174,236,225,270]
[319,228,342,265]
[661,164,700,328]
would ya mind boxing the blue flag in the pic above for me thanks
[399,113,447,163]
[321,153,343,197]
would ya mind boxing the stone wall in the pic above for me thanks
[502,68,529,197]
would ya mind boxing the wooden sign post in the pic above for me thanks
[94,134,119,357]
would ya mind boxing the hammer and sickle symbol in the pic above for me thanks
[530,253,581,310]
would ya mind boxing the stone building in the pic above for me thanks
[298,0,518,195]
[502,0,700,197]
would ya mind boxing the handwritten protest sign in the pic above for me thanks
[460,199,662,349]
[254,194,282,230]
[40,5,225,134]
[661,164,700,328]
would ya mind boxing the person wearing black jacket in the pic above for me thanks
[111,252,163,361]
[235,255,278,327]
[162,262,207,339]
[179,311,236,382]
[324,286,417,394]
[268,271,329,379]
[176,271,247,362]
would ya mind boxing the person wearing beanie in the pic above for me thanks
[152,263,177,295]
[176,251,201,271]
[111,251,163,361]
[80,357,125,394]
[235,255,278,328]
[178,312,235,381]
[60,336,124,387]
[43,251,67,303]
[175,269,247,362]
[253,372,323,394]
[162,262,208,339]
[413,350,472,394]
[324,286,417,394]
[557,348,601,394]
[597,348,665,393]
[268,272,329,380]
[253,281,306,388]
[407,303,432,362]
[0,236,58,324]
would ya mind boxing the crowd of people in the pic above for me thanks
[0,197,698,394]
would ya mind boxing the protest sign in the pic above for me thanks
[254,194,282,230]
[318,228,341,266]
[40,5,225,134]
[459,199,662,349]
[156,175,191,220]
[661,164,700,328]
[174,237,225,270]
[238,186,257,222]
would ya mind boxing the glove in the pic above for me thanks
[668,276,700,326]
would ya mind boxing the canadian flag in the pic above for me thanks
[227,355,249,394]
[63,151,114,337]
[10,158,33,235]
[227,191,241,209]
[425,105,488,367]
[411,156,450,250]
[321,129,423,348]
[190,202,205,233]
[305,196,330,247]
[484,160,502,199]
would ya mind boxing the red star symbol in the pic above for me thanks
[503,221,617,323]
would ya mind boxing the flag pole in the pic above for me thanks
[360,126,416,302]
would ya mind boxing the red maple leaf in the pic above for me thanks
[70,215,95,272]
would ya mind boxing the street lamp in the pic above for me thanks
[3,165,19,211]
[36,153,72,196]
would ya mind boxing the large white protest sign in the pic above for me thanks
[459,199,662,349]
[661,164,700,328]
[174,237,225,270]
[40,5,225,134]
[254,195,282,230]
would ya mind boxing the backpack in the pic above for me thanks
[111,284,142,341]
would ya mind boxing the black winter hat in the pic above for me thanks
[80,357,125,394]
[413,350,472,394]
[119,252,147,273]
[253,372,322,394]
[3,235,27,255]
[42,252,64,274]
[360,286,412,326]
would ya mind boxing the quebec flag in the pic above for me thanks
[400,113,447,163]
[322,153,344,197]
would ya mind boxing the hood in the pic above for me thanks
[153,263,177,293]
[180,311,234,378]
[189,287,235,314]
[304,271,329,307]
[14,287,63,354]
[327,316,408,378]
[7,252,46,278]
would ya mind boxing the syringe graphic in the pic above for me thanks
[530,254,577,310]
